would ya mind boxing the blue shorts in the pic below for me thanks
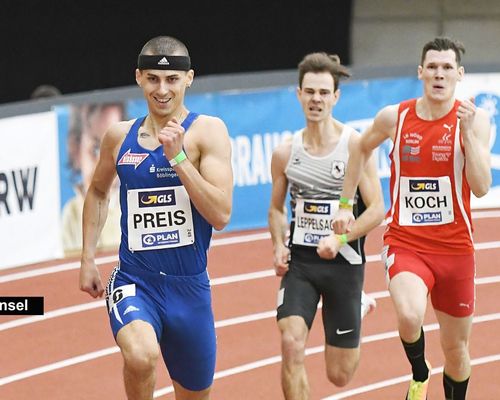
[106,263,216,391]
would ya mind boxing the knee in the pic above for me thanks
[281,330,307,364]
[397,310,424,338]
[326,363,357,387]
[442,339,469,365]
[122,341,159,375]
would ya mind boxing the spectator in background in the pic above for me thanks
[30,84,61,99]
[62,103,124,254]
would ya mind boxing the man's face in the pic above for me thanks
[297,72,339,122]
[418,49,464,102]
[80,106,122,189]
[135,68,193,118]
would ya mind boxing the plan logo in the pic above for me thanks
[411,212,442,223]
[142,230,180,247]
[303,233,328,244]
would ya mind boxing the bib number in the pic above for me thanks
[398,176,454,226]
[127,185,195,250]
[292,199,337,247]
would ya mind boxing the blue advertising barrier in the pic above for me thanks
[57,75,500,233]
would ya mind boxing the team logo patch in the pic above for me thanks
[118,149,149,169]
[106,284,136,312]
[331,160,345,179]
[123,305,140,315]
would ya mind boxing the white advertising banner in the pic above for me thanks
[0,112,63,269]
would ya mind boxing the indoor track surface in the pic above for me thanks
[1,210,499,399]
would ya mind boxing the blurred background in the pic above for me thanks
[1,0,500,268]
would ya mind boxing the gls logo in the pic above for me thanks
[303,202,330,215]
[139,189,176,207]
[409,179,439,192]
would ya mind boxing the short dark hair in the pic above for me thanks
[420,37,465,66]
[139,36,189,57]
[298,52,351,91]
[30,84,61,99]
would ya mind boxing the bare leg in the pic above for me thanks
[172,380,211,400]
[389,272,428,343]
[116,320,159,400]
[324,345,360,387]
[435,310,472,399]
[278,316,310,400]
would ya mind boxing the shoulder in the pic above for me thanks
[346,126,362,150]
[103,120,133,144]
[192,115,228,135]
[367,104,399,139]
[189,115,230,145]
[375,104,399,126]
[271,135,294,167]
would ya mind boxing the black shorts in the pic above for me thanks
[277,248,365,348]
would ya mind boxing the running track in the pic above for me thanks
[1,210,500,399]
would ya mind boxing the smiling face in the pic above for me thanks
[297,71,339,122]
[418,49,464,103]
[135,68,193,118]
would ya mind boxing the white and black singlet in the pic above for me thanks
[277,126,367,348]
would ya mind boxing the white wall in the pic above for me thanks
[352,0,500,68]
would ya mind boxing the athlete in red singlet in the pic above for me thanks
[334,37,491,400]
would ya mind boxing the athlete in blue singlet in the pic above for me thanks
[79,36,233,400]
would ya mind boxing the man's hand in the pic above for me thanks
[332,208,355,234]
[273,244,290,277]
[158,117,185,160]
[457,97,476,137]
[317,235,342,259]
[79,259,104,298]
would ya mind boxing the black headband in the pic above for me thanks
[137,55,191,71]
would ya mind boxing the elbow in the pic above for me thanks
[212,210,231,231]
[471,177,492,198]
[472,184,490,198]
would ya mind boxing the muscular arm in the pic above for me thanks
[80,124,123,297]
[345,151,385,242]
[317,136,385,259]
[341,105,398,200]
[458,100,492,197]
[172,117,233,231]
[333,106,397,234]
[268,142,291,276]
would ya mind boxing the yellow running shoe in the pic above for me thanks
[406,361,431,400]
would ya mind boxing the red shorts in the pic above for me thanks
[383,246,475,317]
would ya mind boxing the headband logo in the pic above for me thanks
[158,57,169,66]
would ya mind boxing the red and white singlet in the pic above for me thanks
[383,98,474,254]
